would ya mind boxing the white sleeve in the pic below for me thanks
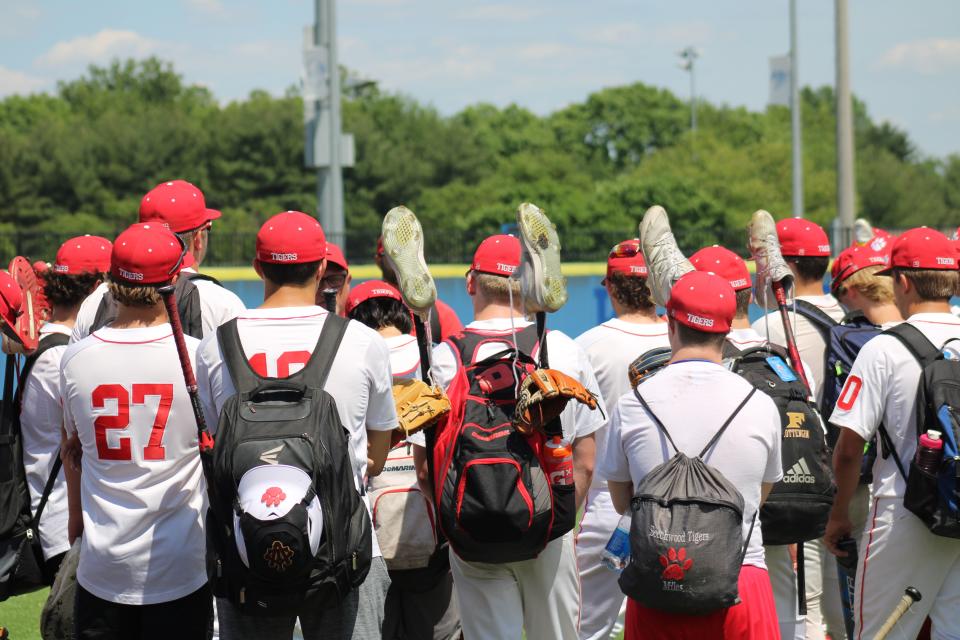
[59,366,76,437]
[596,400,631,483]
[430,342,458,391]
[195,335,226,437]
[547,332,607,441]
[762,399,784,484]
[827,339,888,441]
[196,281,246,336]
[363,334,398,432]
[70,286,105,343]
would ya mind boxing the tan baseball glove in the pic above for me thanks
[513,368,597,435]
[393,378,450,438]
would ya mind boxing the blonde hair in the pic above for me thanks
[107,279,162,308]
[474,272,521,305]
[838,265,893,304]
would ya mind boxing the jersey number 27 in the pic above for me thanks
[92,384,173,461]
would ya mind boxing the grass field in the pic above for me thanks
[0,589,46,640]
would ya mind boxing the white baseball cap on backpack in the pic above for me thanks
[233,464,324,568]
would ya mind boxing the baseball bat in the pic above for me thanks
[158,284,214,453]
[874,587,921,640]
[771,280,812,395]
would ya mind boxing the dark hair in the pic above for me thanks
[43,272,102,307]
[674,321,727,350]
[606,272,655,312]
[786,256,830,283]
[892,268,959,301]
[347,297,413,334]
[735,288,752,318]
[259,260,322,286]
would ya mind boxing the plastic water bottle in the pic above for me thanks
[915,430,943,474]
[544,436,574,485]
[601,514,632,572]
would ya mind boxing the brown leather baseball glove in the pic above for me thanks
[512,368,597,435]
[393,378,450,439]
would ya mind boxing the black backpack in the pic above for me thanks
[92,271,220,339]
[205,315,372,616]
[0,333,71,601]
[881,324,960,538]
[722,343,835,545]
[432,325,576,563]
[619,388,758,615]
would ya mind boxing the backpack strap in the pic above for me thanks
[794,299,840,338]
[218,319,262,395]
[31,451,62,526]
[297,314,349,390]
[884,323,941,368]
[721,341,743,359]
[181,271,223,287]
[16,333,70,407]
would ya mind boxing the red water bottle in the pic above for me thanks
[915,430,943,474]
[544,435,574,485]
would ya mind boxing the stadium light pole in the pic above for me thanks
[790,0,803,218]
[678,47,698,133]
[835,0,856,246]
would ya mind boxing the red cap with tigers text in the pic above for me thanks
[831,239,892,289]
[345,280,405,315]
[876,227,957,275]
[666,271,736,334]
[470,235,520,277]
[776,218,832,257]
[53,236,113,275]
[604,239,647,283]
[256,211,327,264]
[139,180,221,233]
[110,224,186,285]
[690,245,751,291]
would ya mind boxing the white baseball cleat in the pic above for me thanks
[516,202,567,313]
[853,218,875,245]
[381,206,437,314]
[748,209,794,291]
[639,205,694,307]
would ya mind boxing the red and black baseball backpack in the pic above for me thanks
[430,325,576,563]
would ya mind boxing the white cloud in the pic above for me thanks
[930,106,960,123]
[183,0,225,15]
[457,4,542,22]
[514,43,583,62]
[581,21,715,47]
[880,38,960,75]
[36,29,161,68]
[0,65,47,97]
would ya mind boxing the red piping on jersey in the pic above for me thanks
[92,332,174,344]
[857,497,882,640]
[908,319,960,327]
[393,360,421,377]
[236,311,328,322]
[599,323,668,338]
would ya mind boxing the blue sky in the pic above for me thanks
[1,0,958,157]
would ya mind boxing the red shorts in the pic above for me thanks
[625,565,780,640]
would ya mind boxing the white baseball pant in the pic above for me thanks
[765,544,804,640]
[575,488,626,640]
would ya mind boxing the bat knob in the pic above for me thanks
[904,587,921,602]
[158,284,176,295]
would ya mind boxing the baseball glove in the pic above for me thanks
[513,368,597,435]
[627,347,672,389]
[393,378,450,439]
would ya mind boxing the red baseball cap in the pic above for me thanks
[345,280,405,315]
[690,245,751,292]
[776,218,831,257]
[877,227,958,275]
[325,242,348,271]
[666,271,736,334]
[470,235,520,277]
[831,240,892,290]
[0,272,23,335]
[256,211,326,264]
[604,239,647,283]
[110,223,186,285]
[52,236,113,275]
[139,180,221,233]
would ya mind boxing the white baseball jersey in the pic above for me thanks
[71,268,245,342]
[431,317,607,443]
[575,318,669,491]
[60,325,206,605]
[829,312,960,500]
[384,334,421,381]
[195,305,398,558]
[18,323,71,560]
[751,294,845,402]
[599,360,783,569]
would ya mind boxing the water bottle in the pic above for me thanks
[544,435,574,485]
[601,514,632,572]
[915,430,943,474]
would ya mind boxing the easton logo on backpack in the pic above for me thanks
[723,342,835,545]
[431,325,576,563]
[881,324,960,539]
[619,388,758,615]
[205,315,372,615]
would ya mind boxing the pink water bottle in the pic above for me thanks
[915,430,943,474]
[544,436,574,485]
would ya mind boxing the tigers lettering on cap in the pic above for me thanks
[776,218,831,257]
[53,236,113,275]
[0,272,23,337]
[139,180,221,233]
[256,211,327,265]
[830,242,892,291]
[666,271,736,334]
[876,227,958,275]
[110,224,186,286]
[470,235,521,277]
[345,279,405,315]
[604,239,648,284]
[689,245,752,292]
